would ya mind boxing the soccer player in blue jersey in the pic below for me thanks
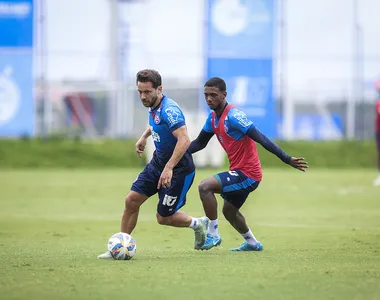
[98,69,209,258]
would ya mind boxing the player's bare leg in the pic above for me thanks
[156,210,192,227]
[198,176,223,250]
[98,191,148,259]
[198,176,222,234]
[223,201,263,252]
[121,191,148,234]
[222,202,249,233]
[198,177,220,221]
[156,211,209,249]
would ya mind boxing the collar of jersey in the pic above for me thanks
[149,95,166,113]
[214,102,229,119]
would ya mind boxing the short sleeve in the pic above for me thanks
[228,108,254,134]
[202,112,214,133]
[162,106,185,132]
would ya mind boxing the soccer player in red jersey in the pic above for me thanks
[189,77,308,251]
[373,95,380,186]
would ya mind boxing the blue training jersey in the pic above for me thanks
[148,95,194,172]
[202,107,254,140]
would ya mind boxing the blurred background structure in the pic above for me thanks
[1,0,380,145]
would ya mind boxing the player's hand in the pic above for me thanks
[289,157,308,172]
[135,138,147,158]
[157,166,173,189]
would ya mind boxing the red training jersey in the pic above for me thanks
[211,104,262,181]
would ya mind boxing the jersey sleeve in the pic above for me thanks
[162,105,186,132]
[228,108,254,134]
[202,112,214,133]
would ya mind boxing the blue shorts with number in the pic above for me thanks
[214,169,260,209]
[131,163,195,217]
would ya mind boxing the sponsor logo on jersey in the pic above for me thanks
[233,110,252,127]
[150,126,160,142]
[165,107,179,126]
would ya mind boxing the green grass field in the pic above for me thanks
[0,168,379,300]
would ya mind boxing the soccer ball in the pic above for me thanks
[107,232,137,260]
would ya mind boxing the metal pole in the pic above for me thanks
[357,11,364,139]
[118,2,130,137]
[200,0,210,114]
[109,0,120,83]
[117,0,139,138]
[279,0,293,140]
[39,0,49,138]
[347,0,359,140]
[108,0,119,138]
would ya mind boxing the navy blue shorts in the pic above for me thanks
[214,170,260,209]
[377,132,380,152]
[131,163,195,217]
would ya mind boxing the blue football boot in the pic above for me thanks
[230,241,263,251]
[200,233,222,250]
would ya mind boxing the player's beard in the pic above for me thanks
[148,94,159,108]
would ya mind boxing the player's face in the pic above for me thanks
[204,86,226,110]
[137,81,162,108]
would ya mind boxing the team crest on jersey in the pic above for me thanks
[154,114,161,124]
[153,108,161,124]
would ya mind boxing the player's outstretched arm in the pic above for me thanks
[247,126,308,172]
[188,130,214,154]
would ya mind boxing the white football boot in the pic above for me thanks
[97,251,113,259]
[193,216,210,250]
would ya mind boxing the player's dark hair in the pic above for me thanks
[204,77,226,92]
[136,69,162,89]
